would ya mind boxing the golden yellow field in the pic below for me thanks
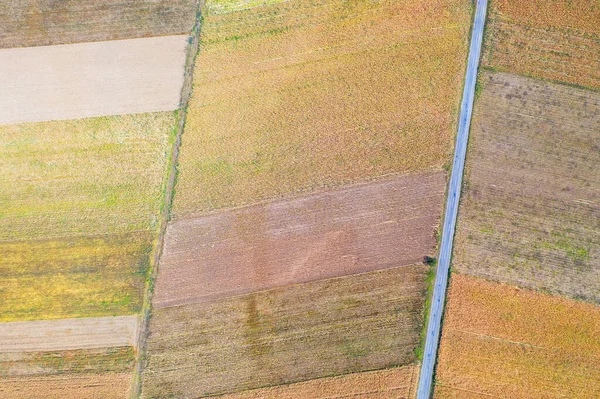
[435,274,600,398]
[172,0,472,217]
[0,112,176,321]
[483,0,600,89]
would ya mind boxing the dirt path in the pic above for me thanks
[0,35,188,125]
[0,316,138,352]
[154,171,445,308]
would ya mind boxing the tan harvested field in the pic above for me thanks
[173,0,471,216]
[0,0,196,49]
[0,36,187,125]
[1,112,176,321]
[0,316,138,353]
[211,366,419,399]
[434,274,600,398]
[0,373,132,399]
[142,266,428,397]
[454,71,600,303]
[155,171,444,308]
[483,0,600,89]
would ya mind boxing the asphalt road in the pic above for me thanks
[416,0,488,397]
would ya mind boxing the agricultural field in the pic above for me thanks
[434,274,600,398]
[483,0,600,90]
[0,36,188,124]
[453,71,600,303]
[172,0,472,217]
[154,171,445,307]
[0,112,177,321]
[211,366,419,399]
[0,374,132,399]
[141,265,429,397]
[0,0,197,48]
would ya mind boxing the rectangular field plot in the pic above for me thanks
[210,366,419,399]
[0,36,187,124]
[0,112,175,321]
[0,0,196,48]
[434,274,600,398]
[0,374,132,399]
[454,71,600,303]
[154,171,444,308]
[173,0,471,216]
[483,0,600,89]
[142,266,428,397]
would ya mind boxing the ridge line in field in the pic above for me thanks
[416,0,489,397]
[130,1,204,398]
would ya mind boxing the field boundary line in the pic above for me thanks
[130,1,205,398]
[416,0,488,398]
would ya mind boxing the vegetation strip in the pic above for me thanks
[0,316,138,353]
[131,1,204,397]
[141,266,428,398]
[0,36,188,125]
[417,0,487,397]
[154,171,445,308]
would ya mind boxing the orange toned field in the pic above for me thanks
[173,0,471,217]
[211,366,419,399]
[434,274,600,398]
[0,373,131,399]
[483,0,600,89]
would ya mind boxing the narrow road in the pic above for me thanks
[416,0,488,397]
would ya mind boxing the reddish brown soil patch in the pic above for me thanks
[154,171,444,308]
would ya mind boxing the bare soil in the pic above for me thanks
[434,274,600,398]
[154,171,444,308]
[211,366,419,399]
[142,266,428,398]
[0,373,132,399]
[0,36,187,125]
[0,0,197,49]
[454,71,600,303]
[0,316,138,353]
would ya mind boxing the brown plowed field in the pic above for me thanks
[173,0,471,216]
[0,373,132,399]
[434,274,600,398]
[142,266,428,398]
[0,316,138,353]
[0,0,196,49]
[154,171,444,308]
[454,71,600,303]
[483,0,600,89]
[210,366,419,399]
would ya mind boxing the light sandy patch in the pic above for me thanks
[0,316,138,352]
[0,373,131,399]
[0,35,187,125]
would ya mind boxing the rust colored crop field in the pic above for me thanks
[141,266,428,398]
[210,366,419,399]
[0,0,196,48]
[154,171,444,308]
[483,0,600,89]
[454,71,600,303]
[0,373,132,399]
[172,0,471,217]
[0,112,176,321]
[434,274,600,398]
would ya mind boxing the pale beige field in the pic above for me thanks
[0,36,188,125]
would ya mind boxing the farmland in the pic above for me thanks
[154,171,445,307]
[0,0,197,48]
[0,374,132,399]
[211,366,419,399]
[453,71,600,303]
[0,112,177,321]
[172,0,472,217]
[0,36,188,124]
[141,265,429,397]
[434,274,600,398]
[483,0,600,89]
